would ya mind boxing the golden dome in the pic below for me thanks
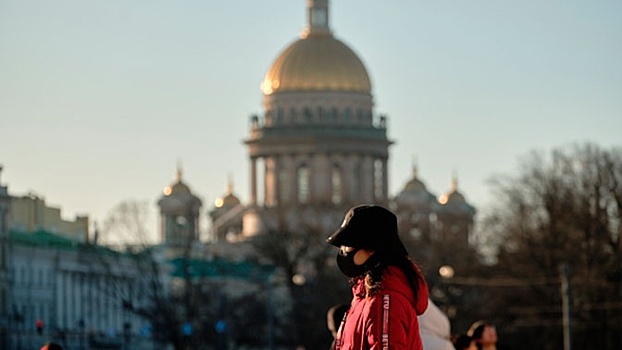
[214,177,241,209]
[261,33,372,95]
[439,174,466,205]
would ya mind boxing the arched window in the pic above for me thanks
[275,108,284,124]
[303,107,313,122]
[297,165,309,204]
[331,164,342,204]
[289,107,298,124]
[332,107,339,122]
[344,108,352,123]
[265,110,274,126]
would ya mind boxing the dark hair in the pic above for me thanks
[453,334,473,350]
[43,342,63,350]
[359,255,424,299]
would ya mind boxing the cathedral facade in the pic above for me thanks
[163,0,475,250]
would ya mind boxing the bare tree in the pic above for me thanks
[250,223,349,349]
[95,200,194,350]
[480,143,622,349]
[100,199,153,247]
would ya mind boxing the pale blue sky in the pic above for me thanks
[1,0,620,242]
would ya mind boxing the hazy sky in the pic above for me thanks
[2,0,620,242]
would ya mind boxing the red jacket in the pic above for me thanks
[335,265,429,350]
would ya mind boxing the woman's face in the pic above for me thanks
[480,325,498,345]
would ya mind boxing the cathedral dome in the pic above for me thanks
[261,34,372,95]
[260,0,371,96]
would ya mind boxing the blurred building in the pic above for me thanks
[157,166,202,258]
[2,1,478,348]
[1,171,153,349]
[0,167,11,349]
[393,166,476,246]
[208,0,476,246]
[9,230,149,349]
[9,193,89,243]
[211,0,391,241]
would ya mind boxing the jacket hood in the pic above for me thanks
[383,266,428,315]
[353,265,428,315]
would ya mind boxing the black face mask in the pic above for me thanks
[336,248,379,278]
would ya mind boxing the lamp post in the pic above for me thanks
[560,263,572,350]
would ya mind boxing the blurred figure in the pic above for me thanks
[418,299,454,350]
[453,334,477,350]
[40,342,63,350]
[468,321,498,350]
[327,303,350,348]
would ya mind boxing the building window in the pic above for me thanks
[275,108,284,125]
[289,107,298,123]
[331,107,338,122]
[344,108,352,123]
[297,165,309,204]
[265,110,274,126]
[331,165,342,204]
[303,107,313,122]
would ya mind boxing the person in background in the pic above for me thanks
[418,299,455,350]
[453,334,477,350]
[468,321,498,350]
[327,304,350,349]
[326,204,429,350]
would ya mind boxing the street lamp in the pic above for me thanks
[439,265,455,279]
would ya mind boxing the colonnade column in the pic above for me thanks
[382,158,389,203]
[250,157,257,205]
[361,155,374,203]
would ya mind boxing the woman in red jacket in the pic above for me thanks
[327,204,429,350]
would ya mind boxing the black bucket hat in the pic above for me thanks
[327,204,408,257]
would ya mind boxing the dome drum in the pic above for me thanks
[263,90,373,125]
[245,135,391,160]
[247,124,389,141]
[256,108,386,129]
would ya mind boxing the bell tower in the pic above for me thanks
[157,165,202,248]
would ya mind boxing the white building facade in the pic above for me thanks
[7,230,156,349]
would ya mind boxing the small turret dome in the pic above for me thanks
[214,178,241,209]
[438,174,476,215]
[395,164,436,207]
[163,167,192,196]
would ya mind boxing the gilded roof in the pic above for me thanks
[261,33,372,95]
